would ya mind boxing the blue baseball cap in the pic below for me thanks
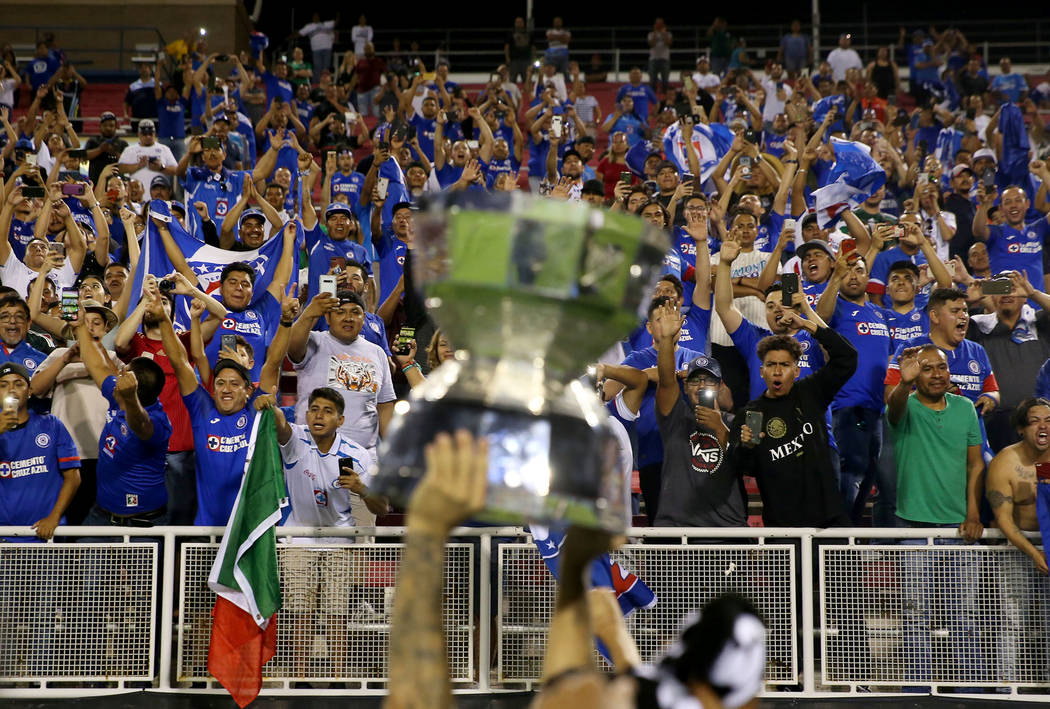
[685,354,722,382]
[238,207,266,228]
[14,139,33,151]
[325,202,353,219]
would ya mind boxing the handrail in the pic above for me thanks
[0,24,168,73]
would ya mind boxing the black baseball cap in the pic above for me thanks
[685,354,722,382]
[581,179,605,196]
[213,358,252,386]
[0,362,31,384]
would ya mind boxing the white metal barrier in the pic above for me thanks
[2,525,1050,699]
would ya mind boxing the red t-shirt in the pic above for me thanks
[596,157,633,199]
[121,332,194,452]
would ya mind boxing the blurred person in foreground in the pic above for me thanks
[382,430,767,709]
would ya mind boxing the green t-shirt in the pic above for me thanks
[289,61,312,88]
[891,392,981,524]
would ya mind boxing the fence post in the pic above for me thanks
[801,530,816,694]
[157,529,176,689]
[613,48,621,83]
[478,533,491,692]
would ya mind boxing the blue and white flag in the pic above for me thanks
[811,138,886,228]
[660,121,733,183]
[130,200,303,330]
[378,157,411,227]
[812,94,848,128]
[529,524,657,662]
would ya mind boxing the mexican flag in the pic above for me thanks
[207,408,288,708]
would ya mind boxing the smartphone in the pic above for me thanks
[61,183,85,196]
[344,110,356,124]
[743,128,759,144]
[24,153,36,167]
[619,171,632,184]
[981,278,1013,295]
[739,155,753,180]
[1036,461,1050,481]
[744,410,763,447]
[841,237,857,261]
[675,100,691,119]
[781,272,799,306]
[490,72,501,84]
[2,394,17,414]
[49,242,65,257]
[395,326,415,356]
[319,274,337,297]
[338,457,357,477]
[550,115,563,139]
[201,136,221,150]
[327,150,337,162]
[68,148,87,160]
[377,176,389,201]
[466,139,479,150]
[783,217,796,235]
[60,288,78,322]
[22,186,45,199]
[697,387,717,409]
[105,188,120,202]
[216,54,230,62]
[982,168,996,188]
[377,139,390,152]
[221,333,237,353]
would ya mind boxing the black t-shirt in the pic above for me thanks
[943,192,976,263]
[507,30,533,61]
[84,135,129,184]
[656,395,747,527]
[729,326,856,527]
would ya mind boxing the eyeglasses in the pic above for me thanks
[0,313,28,323]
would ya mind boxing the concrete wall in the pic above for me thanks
[0,0,253,72]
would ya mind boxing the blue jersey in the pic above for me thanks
[0,340,47,374]
[485,157,521,188]
[157,97,188,139]
[306,226,371,299]
[96,376,172,515]
[8,218,36,262]
[233,118,257,164]
[182,167,249,234]
[205,292,281,381]
[0,413,79,534]
[801,278,829,307]
[755,210,784,253]
[621,345,703,467]
[26,55,59,91]
[603,113,647,147]
[729,319,826,399]
[330,170,365,208]
[375,225,408,306]
[886,336,997,404]
[986,220,1049,291]
[868,246,928,296]
[616,84,658,121]
[878,297,930,348]
[262,71,294,107]
[828,298,893,411]
[295,100,314,127]
[189,86,207,132]
[183,385,257,526]
[435,162,464,189]
[259,129,301,209]
[763,131,788,159]
[626,306,712,354]
[409,114,438,162]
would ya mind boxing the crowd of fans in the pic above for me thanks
[0,16,1049,584]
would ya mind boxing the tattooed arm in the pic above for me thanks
[987,454,1048,574]
[384,432,488,709]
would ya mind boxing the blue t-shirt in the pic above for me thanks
[181,166,249,234]
[868,246,928,294]
[330,170,365,208]
[158,97,188,139]
[0,340,47,374]
[626,307,712,354]
[189,86,207,132]
[986,220,1049,290]
[0,413,79,533]
[729,320,826,399]
[409,114,438,162]
[8,218,37,262]
[234,119,257,164]
[878,299,930,348]
[435,162,465,189]
[603,113,647,147]
[828,298,892,411]
[375,225,408,306]
[990,73,1028,103]
[616,84,659,122]
[306,225,372,300]
[183,385,257,526]
[621,345,703,467]
[755,210,784,253]
[96,375,172,515]
[485,156,521,188]
[801,278,829,307]
[887,336,996,404]
[763,131,788,159]
[262,71,294,107]
[26,55,59,91]
[204,292,281,381]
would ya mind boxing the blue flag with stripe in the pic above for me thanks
[811,139,886,228]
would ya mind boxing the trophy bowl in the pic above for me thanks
[372,190,666,531]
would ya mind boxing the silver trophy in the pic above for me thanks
[372,191,665,531]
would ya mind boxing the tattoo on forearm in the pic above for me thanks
[988,490,1013,509]
[386,531,452,709]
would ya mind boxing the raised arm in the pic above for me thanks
[653,300,684,417]
[148,293,199,395]
[988,455,1047,573]
[75,313,119,389]
[152,218,202,287]
[714,234,744,333]
[258,296,297,395]
[266,221,298,300]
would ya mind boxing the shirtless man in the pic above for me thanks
[986,397,1050,682]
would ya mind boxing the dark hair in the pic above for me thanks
[763,283,783,298]
[334,290,366,311]
[561,149,582,163]
[405,160,427,173]
[0,295,30,319]
[264,181,287,195]
[220,262,257,286]
[728,205,758,224]
[925,287,967,313]
[232,335,255,361]
[575,135,596,146]
[658,274,684,298]
[757,334,802,362]
[309,386,345,415]
[888,260,920,278]
[639,199,669,226]
[655,160,677,174]
[664,594,765,688]
[647,295,674,320]
[343,259,369,280]
[391,201,414,217]
[127,357,165,406]
[1011,397,1050,431]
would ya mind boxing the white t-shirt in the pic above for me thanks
[0,78,16,108]
[573,95,599,124]
[709,249,771,346]
[300,20,336,52]
[760,77,793,124]
[117,142,177,193]
[692,71,722,96]
[35,347,117,458]
[827,48,863,82]
[0,250,76,298]
[279,423,376,544]
[350,25,373,56]
[291,331,395,450]
[921,209,957,262]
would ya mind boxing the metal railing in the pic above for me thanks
[2,525,1050,699]
[0,25,168,74]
